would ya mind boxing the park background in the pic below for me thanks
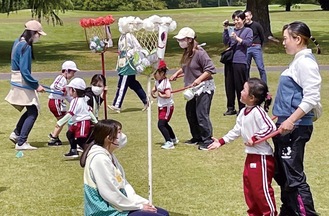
[0,3,328,216]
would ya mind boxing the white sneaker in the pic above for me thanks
[15,143,37,150]
[171,138,179,145]
[108,105,120,113]
[142,101,149,112]
[9,132,18,144]
[161,141,175,150]
[77,145,84,153]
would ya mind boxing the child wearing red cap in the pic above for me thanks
[151,60,178,149]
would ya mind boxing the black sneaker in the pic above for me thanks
[223,109,237,116]
[184,138,200,145]
[198,144,210,151]
[48,133,62,146]
[63,149,79,159]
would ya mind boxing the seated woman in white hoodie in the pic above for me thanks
[80,119,169,216]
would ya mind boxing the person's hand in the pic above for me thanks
[207,138,221,150]
[223,19,229,28]
[151,90,157,98]
[278,119,295,135]
[244,138,254,147]
[169,73,177,81]
[230,31,237,39]
[142,204,157,213]
[192,79,201,86]
[36,85,45,92]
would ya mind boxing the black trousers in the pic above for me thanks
[224,63,247,111]
[185,91,214,144]
[158,119,175,142]
[112,74,147,108]
[272,125,318,216]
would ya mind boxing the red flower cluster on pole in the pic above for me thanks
[80,15,115,28]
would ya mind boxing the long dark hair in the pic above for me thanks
[80,119,122,167]
[282,21,321,54]
[91,74,106,86]
[20,30,37,59]
[247,78,272,112]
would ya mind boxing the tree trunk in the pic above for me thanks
[246,0,274,42]
[286,2,291,11]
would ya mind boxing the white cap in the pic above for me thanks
[25,20,47,35]
[62,60,80,71]
[173,27,195,40]
[67,78,86,90]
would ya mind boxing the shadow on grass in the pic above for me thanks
[168,212,189,216]
[0,187,9,194]
[29,141,51,148]
[121,108,143,113]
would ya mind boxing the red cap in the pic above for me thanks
[158,60,167,70]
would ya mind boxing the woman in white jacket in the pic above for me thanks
[80,119,169,216]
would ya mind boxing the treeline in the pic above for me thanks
[1,0,322,12]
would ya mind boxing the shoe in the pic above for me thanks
[142,101,149,112]
[223,109,237,116]
[161,141,175,150]
[48,133,62,146]
[198,144,210,151]
[9,132,18,144]
[184,138,200,145]
[15,142,37,150]
[63,149,79,159]
[77,145,84,153]
[108,105,121,113]
[171,138,179,145]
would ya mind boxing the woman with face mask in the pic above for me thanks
[170,27,217,150]
[5,20,46,150]
[85,74,107,119]
[80,119,169,216]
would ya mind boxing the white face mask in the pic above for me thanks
[178,41,188,49]
[117,133,127,148]
[91,86,104,96]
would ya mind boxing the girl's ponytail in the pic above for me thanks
[310,36,321,54]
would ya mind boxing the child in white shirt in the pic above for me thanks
[208,78,277,216]
[151,60,178,150]
[48,60,79,146]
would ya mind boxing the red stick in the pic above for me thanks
[171,86,191,93]
[254,130,280,144]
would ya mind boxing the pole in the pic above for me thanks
[147,76,153,203]
[101,52,108,120]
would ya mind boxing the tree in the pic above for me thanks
[246,0,279,43]
[1,0,74,25]
[318,0,329,10]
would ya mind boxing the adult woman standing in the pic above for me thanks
[272,21,321,216]
[222,10,252,115]
[80,119,169,216]
[5,20,46,150]
[170,27,216,150]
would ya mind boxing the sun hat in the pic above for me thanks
[62,60,80,71]
[67,78,86,90]
[25,20,47,35]
[173,27,195,40]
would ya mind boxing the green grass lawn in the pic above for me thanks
[0,70,328,215]
[0,4,328,73]
[1,4,329,216]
